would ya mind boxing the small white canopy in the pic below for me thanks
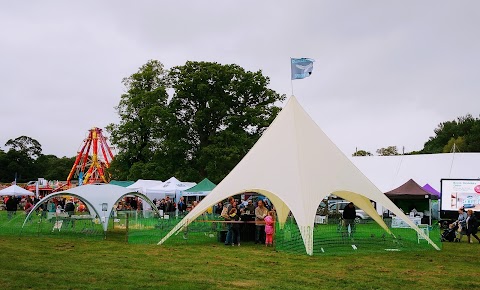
[146,177,196,201]
[158,96,440,254]
[0,185,33,196]
[22,184,159,231]
[127,179,164,194]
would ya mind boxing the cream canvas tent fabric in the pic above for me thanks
[158,96,439,254]
[23,184,159,231]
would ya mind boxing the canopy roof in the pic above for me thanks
[384,179,438,200]
[183,178,216,196]
[0,184,33,196]
[127,179,163,194]
[109,180,135,187]
[422,183,440,197]
[146,177,196,194]
[23,184,159,231]
[157,96,439,254]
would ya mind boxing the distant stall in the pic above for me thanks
[182,178,216,203]
[384,179,438,225]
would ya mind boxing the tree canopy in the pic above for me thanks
[420,114,480,153]
[0,137,75,183]
[107,60,285,183]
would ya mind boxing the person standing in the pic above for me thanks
[455,208,467,242]
[342,202,357,236]
[466,210,480,243]
[264,211,275,247]
[224,197,235,245]
[6,196,17,219]
[255,200,268,244]
[229,206,241,246]
[177,197,187,216]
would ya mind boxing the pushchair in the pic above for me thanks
[441,225,457,242]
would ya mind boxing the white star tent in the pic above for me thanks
[0,184,33,196]
[158,96,440,254]
[22,184,159,231]
[127,179,164,194]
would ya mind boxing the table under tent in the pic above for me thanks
[384,179,439,225]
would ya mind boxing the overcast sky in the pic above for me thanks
[1,1,479,158]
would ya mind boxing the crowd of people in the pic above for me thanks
[220,196,276,246]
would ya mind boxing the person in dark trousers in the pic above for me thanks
[466,209,480,243]
[255,200,268,244]
[177,197,187,216]
[342,202,357,236]
[6,196,17,220]
[224,197,235,245]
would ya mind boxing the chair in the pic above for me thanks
[417,224,429,243]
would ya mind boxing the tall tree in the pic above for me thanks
[163,61,285,182]
[106,60,169,180]
[5,136,42,159]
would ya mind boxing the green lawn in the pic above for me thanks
[0,233,478,290]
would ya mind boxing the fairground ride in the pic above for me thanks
[66,127,115,186]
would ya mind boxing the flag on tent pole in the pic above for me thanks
[291,58,315,80]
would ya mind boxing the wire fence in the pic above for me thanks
[0,210,442,255]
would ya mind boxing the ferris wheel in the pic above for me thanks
[66,127,115,185]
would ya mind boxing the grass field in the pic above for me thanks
[0,233,478,290]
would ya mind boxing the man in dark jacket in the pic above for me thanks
[6,196,17,219]
[342,202,357,236]
[177,197,187,215]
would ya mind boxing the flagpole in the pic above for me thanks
[291,78,294,96]
[290,58,294,96]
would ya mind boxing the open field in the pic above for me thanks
[0,233,478,290]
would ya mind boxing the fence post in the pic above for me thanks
[125,212,129,243]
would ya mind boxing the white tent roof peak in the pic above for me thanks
[158,96,439,254]
[127,179,163,194]
[0,184,33,196]
[147,177,196,193]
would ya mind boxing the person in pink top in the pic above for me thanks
[264,211,275,246]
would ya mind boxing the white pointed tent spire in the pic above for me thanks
[158,96,440,254]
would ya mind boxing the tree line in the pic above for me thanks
[0,136,75,183]
[354,114,480,156]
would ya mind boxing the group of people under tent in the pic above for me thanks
[215,196,276,247]
[442,207,480,244]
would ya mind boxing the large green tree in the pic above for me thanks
[107,60,285,183]
[106,60,169,180]
[161,61,285,183]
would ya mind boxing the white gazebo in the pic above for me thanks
[22,184,159,231]
[145,177,196,201]
[0,185,34,196]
